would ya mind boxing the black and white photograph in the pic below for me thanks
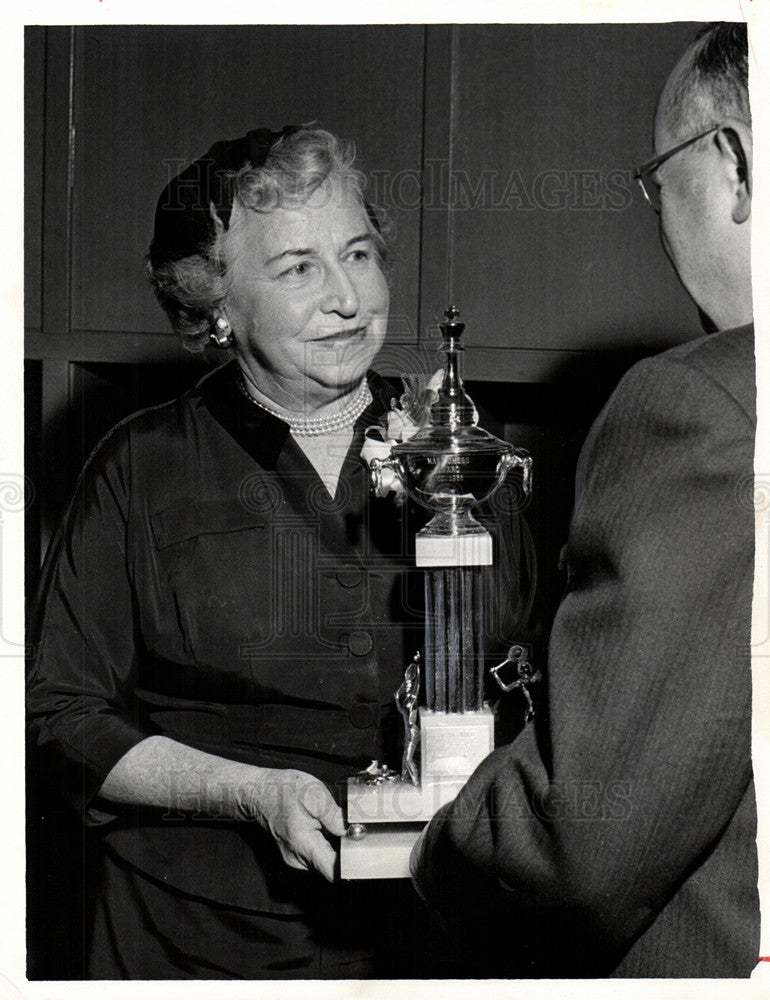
[12,3,770,993]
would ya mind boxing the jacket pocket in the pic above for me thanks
[148,501,271,686]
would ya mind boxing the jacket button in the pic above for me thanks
[347,631,373,656]
[349,703,377,728]
[336,567,363,588]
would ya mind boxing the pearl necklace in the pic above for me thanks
[237,374,372,437]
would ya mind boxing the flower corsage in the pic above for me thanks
[360,370,445,501]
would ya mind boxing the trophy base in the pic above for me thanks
[341,707,494,879]
[341,775,468,880]
[339,823,425,880]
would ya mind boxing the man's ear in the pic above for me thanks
[715,122,752,224]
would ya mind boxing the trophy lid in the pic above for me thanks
[393,306,513,460]
[366,304,531,529]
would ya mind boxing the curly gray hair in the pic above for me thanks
[146,127,390,353]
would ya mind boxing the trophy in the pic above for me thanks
[340,307,532,879]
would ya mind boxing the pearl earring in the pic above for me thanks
[211,316,233,349]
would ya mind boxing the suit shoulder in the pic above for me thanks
[616,325,755,426]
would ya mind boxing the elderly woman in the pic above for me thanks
[27,125,534,979]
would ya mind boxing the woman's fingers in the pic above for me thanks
[290,774,347,837]
[300,832,337,883]
[248,768,346,880]
[299,780,347,838]
[320,808,348,839]
[280,850,310,872]
[291,778,344,879]
[276,822,337,882]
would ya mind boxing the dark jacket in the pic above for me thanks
[414,326,759,977]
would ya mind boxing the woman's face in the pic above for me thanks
[222,175,389,408]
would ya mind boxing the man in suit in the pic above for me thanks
[411,22,758,977]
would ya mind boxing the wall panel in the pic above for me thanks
[440,23,703,372]
[24,27,46,333]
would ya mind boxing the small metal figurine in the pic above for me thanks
[395,653,421,785]
[490,644,542,724]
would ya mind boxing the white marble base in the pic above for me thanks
[340,823,423,880]
[341,707,495,879]
[346,773,467,825]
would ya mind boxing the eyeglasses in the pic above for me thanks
[634,127,719,212]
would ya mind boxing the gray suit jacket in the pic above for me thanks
[414,325,759,977]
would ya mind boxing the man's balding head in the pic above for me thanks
[652,23,752,331]
[660,24,750,142]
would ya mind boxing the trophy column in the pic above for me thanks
[419,547,495,792]
[425,566,484,713]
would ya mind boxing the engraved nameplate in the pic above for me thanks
[419,708,494,779]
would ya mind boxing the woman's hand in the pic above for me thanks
[98,737,347,883]
[242,767,347,882]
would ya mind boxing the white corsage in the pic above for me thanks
[361,370,444,499]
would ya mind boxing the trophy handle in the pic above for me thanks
[370,456,402,497]
[497,449,533,496]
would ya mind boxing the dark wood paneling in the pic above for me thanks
[24,28,46,333]
[26,329,218,364]
[24,361,42,591]
[38,358,70,559]
[439,23,703,357]
[418,25,455,343]
[69,25,425,342]
[39,27,73,337]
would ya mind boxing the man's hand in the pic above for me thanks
[243,768,347,882]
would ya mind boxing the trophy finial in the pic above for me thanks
[440,305,465,340]
[434,304,473,428]
[444,305,460,323]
